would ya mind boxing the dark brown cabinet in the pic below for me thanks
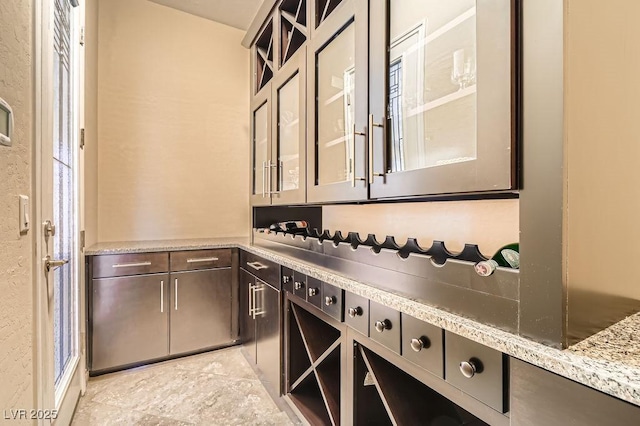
[248,0,518,205]
[239,252,283,394]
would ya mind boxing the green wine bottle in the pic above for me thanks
[474,243,519,276]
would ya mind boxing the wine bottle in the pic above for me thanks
[268,220,309,234]
[474,243,519,276]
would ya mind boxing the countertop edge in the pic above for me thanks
[85,240,640,407]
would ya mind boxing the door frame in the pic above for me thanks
[34,0,86,423]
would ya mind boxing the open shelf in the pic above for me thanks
[316,0,343,27]
[356,344,489,426]
[280,0,307,65]
[255,20,274,92]
[287,299,343,426]
[289,372,333,426]
[292,303,340,362]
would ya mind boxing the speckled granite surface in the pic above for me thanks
[85,239,640,407]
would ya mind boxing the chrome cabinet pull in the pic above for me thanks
[174,279,178,310]
[186,257,219,263]
[262,160,267,197]
[160,280,164,313]
[113,261,151,268]
[248,283,254,317]
[368,113,386,184]
[247,261,268,271]
[253,284,266,317]
[351,124,367,187]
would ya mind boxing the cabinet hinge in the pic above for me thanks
[80,128,85,149]
[80,26,85,46]
[80,230,85,252]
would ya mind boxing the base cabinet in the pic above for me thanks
[92,273,169,372]
[169,268,233,355]
[239,251,282,394]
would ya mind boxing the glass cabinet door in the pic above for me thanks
[271,48,306,205]
[307,0,369,203]
[251,85,272,206]
[369,0,516,199]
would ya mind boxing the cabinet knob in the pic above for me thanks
[308,287,318,297]
[410,337,430,352]
[283,275,291,284]
[325,296,336,306]
[347,306,363,318]
[294,281,303,290]
[459,360,478,379]
[374,319,391,333]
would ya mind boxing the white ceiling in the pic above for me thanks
[147,0,264,30]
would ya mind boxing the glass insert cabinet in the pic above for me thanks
[250,0,517,205]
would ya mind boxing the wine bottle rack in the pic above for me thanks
[255,19,274,92]
[316,0,343,27]
[355,344,488,426]
[286,301,343,426]
[255,228,520,333]
[280,0,307,65]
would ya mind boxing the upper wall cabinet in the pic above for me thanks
[251,8,307,206]
[368,0,517,199]
[248,0,517,205]
[306,0,369,203]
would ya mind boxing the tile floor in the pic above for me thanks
[71,347,295,425]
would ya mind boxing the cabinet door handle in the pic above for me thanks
[247,261,267,271]
[262,160,267,197]
[368,114,386,184]
[160,280,164,313]
[113,261,151,268]
[351,124,367,187]
[248,283,254,317]
[174,278,178,310]
[253,284,266,317]
[186,257,219,263]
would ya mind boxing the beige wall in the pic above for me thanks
[97,0,250,242]
[0,0,34,417]
[565,0,640,300]
[323,199,519,256]
[84,0,99,247]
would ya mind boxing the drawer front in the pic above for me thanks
[170,249,232,271]
[282,267,294,294]
[369,301,401,354]
[293,272,308,301]
[445,331,507,412]
[306,277,322,308]
[322,282,344,321]
[401,314,444,378]
[240,250,280,288]
[344,292,369,336]
[93,252,169,278]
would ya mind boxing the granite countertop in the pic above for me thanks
[85,239,640,407]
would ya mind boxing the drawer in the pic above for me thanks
[93,252,169,278]
[321,282,344,321]
[240,250,280,288]
[445,331,507,413]
[401,314,444,378]
[282,267,294,294]
[306,277,322,309]
[294,272,308,301]
[170,249,231,271]
[344,292,369,336]
[369,301,400,354]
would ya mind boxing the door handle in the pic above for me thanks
[160,280,164,313]
[249,283,255,318]
[174,278,178,310]
[351,124,367,187]
[44,255,68,273]
[368,114,386,184]
[186,257,219,263]
[246,261,267,271]
[253,284,265,317]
